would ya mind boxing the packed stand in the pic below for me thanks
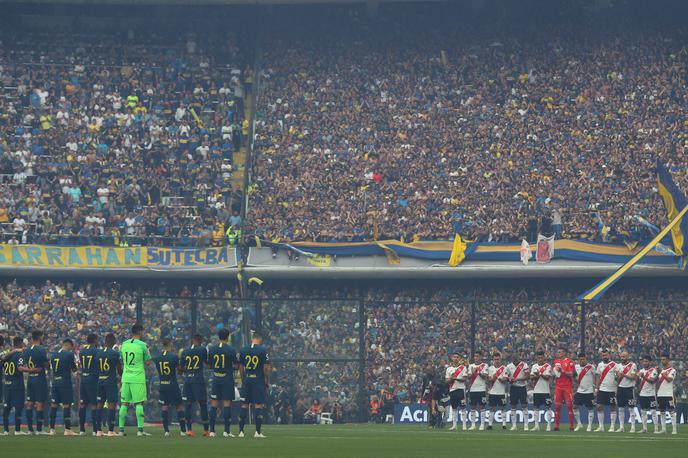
[248,9,688,243]
[0,27,246,247]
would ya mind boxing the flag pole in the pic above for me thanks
[579,203,688,302]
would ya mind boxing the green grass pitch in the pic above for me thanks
[1,424,686,458]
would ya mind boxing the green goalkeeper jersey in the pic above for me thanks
[120,338,151,384]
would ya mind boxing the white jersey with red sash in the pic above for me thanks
[488,365,508,395]
[596,361,619,392]
[445,365,467,391]
[506,361,529,387]
[617,361,637,388]
[656,367,676,398]
[531,362,551,394]
[575,363,595,394]
[468,363,488,392]
[638,367,657,397]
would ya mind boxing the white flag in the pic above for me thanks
[520,240,532,266]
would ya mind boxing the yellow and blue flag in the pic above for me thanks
[656,160,688,256]
[578,162,688,301]
[448,234,466,267]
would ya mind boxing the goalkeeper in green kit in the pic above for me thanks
[118,324,152,436]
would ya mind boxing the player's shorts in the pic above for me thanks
[488,394,506,407]
[616,386,635,407]
[241,380,266,404]
[510,386,527,406]
[449,389,466,409]
[533,393,552,408]
[27,378,49,403]
[80,382,99,405]
[638,395,657,410]
[97,384,119,404]
[468,391,486,407]
[159,384,183,406]
[120,382,147,404]
[51,385,74,405]
[211,380,236,402]
[4,388,25,409]
[182,383,207,403]
[596,390,617,407]
[657,396,674,411]
[574,392,595,408]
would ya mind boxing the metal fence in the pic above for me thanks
[135,297,687,423]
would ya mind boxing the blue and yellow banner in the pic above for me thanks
[0,245,236,269]
[657,160,688,256]
[283,239,677,265]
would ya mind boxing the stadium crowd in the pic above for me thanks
[248,11,688,243]
[0,27,246,247]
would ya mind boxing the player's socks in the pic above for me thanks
[64,408,72,430]
[567,403,574,427]
[554,403,561,429]
[609,411,617,430]
[209,406,217,432]
[239,407,247,432]
[619,409,625,428]
[501,410,506,427]
[109,409,117,431]
[199,402,209,432]
[670,412,677,433]
[37,409,44,432]
[2,406,10,432]
[26,408,34,432]
[15,408,23,432]
[135,404,145,431]
[185,404,193,432]
[587,411,594,428]
[93,408,101,433]
[461,409,468,429]
[79,407,87,432]
[223,407,231,433]
[255,408,264,434]
[177,410,187,433]
[660,411,667,432]
[510,409,517,428]
[49,406,57,429]
[652,410,659,432]
[119,405,128,429]
[162,410,170,433]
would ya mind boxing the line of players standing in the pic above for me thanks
[0,330,271,438]
[428,347,678,434]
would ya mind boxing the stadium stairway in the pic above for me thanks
[231,92,251,191]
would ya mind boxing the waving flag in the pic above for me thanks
[579,161,688,301]
[656,160,688,256]
[448,234,466,266]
